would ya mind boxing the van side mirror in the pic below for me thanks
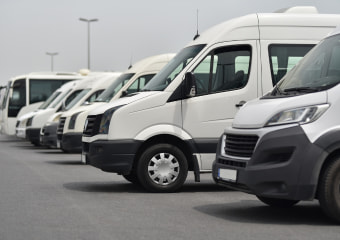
[121,90,128,97]
[184,72,197,97]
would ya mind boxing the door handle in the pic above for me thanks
[235,101,246,108]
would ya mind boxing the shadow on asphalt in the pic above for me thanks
[63,180,231,194]
[64,181,145,193]
[37,150,78,155]
[194,200,338,226]
[46,160,82,165]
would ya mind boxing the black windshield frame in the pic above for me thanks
[142,44,206,91]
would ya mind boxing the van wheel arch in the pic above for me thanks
[134,134,196,172]
[317,153,340,222]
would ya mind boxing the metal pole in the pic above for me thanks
[79,18,98,70]
[46,52,58,71]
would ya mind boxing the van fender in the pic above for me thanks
[135,124,201,182]
[135,124,192,141]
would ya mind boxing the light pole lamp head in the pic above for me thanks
[46,52,58,56]
[79,18,98,22]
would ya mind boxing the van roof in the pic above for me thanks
[189,6,340,46]
[124,53,175,74]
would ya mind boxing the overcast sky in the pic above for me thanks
[1,0,340,86]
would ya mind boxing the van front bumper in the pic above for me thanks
[26,128,41,145]
[83,139,142,175]
[40,123,58,148]
[62,132,82,153]
[212,126,326,201]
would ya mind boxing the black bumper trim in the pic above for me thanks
[40,123,58,148]
[26,128,41,144]
[212,126,326,201]
[84,139,142,175]
[62,132,82,153]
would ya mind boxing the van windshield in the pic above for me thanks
[274,34,340,96]
[143,44,206,91]
[64,88,91,111]
[95,73,134,102]
[38,91,62,109]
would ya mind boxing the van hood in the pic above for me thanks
[17,110,40,122]
[233,91,328,129]
[88,91,159,115]
[61,102,104,118]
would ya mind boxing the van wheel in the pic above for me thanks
[257,196,299,208]
[137,144,188,193]
[318,157,340,222]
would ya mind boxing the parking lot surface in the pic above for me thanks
[0,134,339,240]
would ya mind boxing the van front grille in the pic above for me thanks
[83,114,102,137]
[57,117,66,140]
[224,134,258,158]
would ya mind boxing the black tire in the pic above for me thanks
[318,157,340,222]
[257,196,299,208]
[137,144,188,193]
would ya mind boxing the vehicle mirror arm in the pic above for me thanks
[184,72,197,98]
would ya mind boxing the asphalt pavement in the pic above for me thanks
[0,134,339,240]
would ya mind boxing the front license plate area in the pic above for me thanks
[218,168,237,182]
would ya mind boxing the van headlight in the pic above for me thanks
[27,116,34,126]
[265,104,329,127]
[98,105,125,134]
[52,114,62,122]
[68,112,83,129]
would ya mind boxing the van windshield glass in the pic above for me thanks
[38,91,61,109]
[142,44,206,91]
[95,73,134,102]
[50,89,72,108]
[275,35,340,96]
[64,88,90,111]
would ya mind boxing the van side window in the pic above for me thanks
[269,44,314,85]
[65,90,82,106]
[85,90,104,103]
[192,45,251,95]
[125,74,155,95]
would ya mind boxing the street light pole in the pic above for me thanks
[79,18,98,70]
[46,52,58,71]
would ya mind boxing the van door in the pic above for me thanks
[181,41,258,170]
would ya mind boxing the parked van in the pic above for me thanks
[20,72,121,146]
[15,80,80,139]
[82,7,340,192]
[0,72,86,135]
[213,26,340,222]
[39,70,129,149]
[55,54,174,153]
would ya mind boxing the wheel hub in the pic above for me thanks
[148,152,180,186]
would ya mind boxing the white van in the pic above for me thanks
[15,80,80,139]
[55,54,174,153]
[21,72,121,146]
[82,7,340,192]
[212,27,340,222]
[0,72,86,135]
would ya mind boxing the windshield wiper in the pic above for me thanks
[283,87,321,93]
